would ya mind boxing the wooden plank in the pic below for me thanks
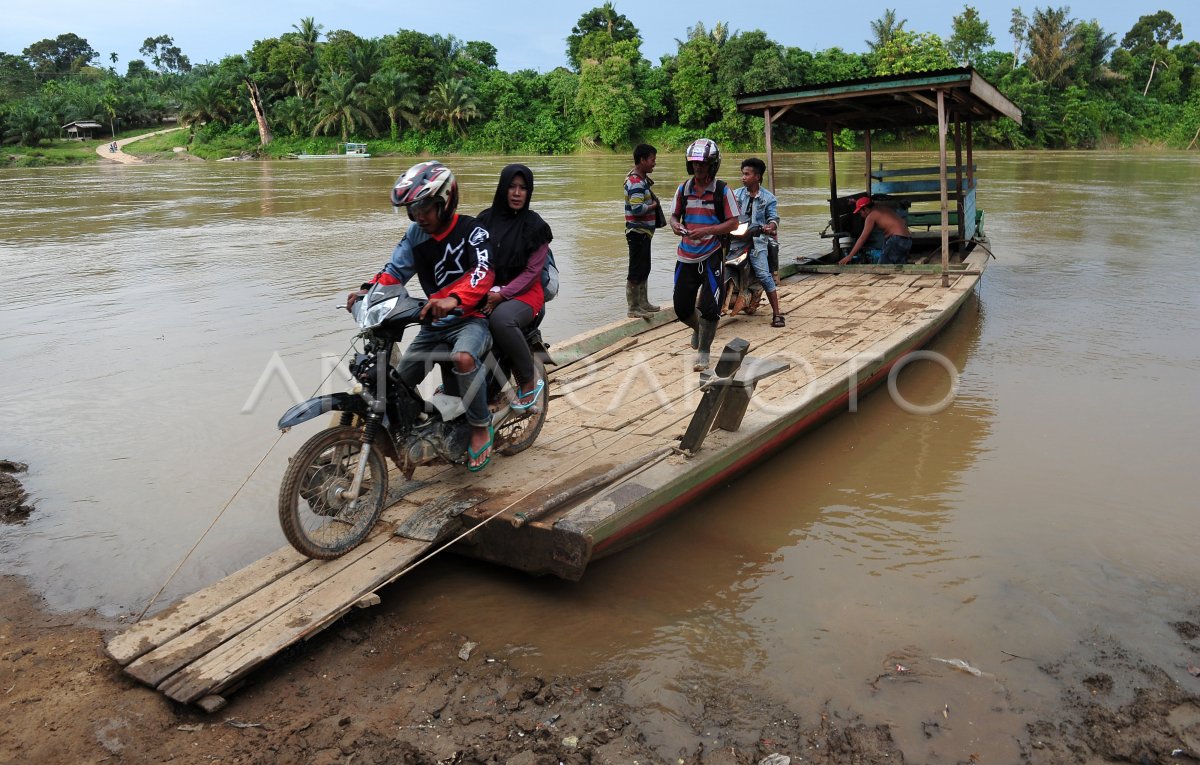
[105,547,310,666]
[158,535,431,704]
[124,525,403,687]
[872,164,976,179]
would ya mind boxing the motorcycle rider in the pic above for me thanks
[731,157,784,327]
[669,138,741,370]
[346,161,497,472]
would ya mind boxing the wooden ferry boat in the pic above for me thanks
[106,68,1020,710]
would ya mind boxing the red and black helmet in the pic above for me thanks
[390,161,459,225]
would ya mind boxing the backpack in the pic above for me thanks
[676,179,729,223]
[541,248,559,301]
[676,179,731,254]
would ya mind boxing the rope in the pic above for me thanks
[135,342,358,621]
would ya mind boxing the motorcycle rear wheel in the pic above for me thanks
[495,358,548,456]
[278,425,388,559]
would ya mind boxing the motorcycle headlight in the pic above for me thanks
[357,296,400,329]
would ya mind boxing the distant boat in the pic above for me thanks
[292,142,370,159]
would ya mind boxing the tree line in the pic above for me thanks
[2,4,1198,156]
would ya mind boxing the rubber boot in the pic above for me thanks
[636,282,660,313]
[682,315,699,349]
[626,282,652,319]
[694,318,718,371]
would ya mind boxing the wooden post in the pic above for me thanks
[826,124,840,255]
[966,121,975,188]
[937,90,950,287]
[954,117,964,252]
[680,339,750,454]
[764,108,775,193]
[864,129,873,196]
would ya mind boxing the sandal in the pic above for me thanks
[511,378,544,411]
[466,425,494,472]
[771,314,786,328]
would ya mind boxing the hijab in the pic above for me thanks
[477,164,553,281]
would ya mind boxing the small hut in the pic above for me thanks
[62,120,104,141]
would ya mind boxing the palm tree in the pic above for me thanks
[867,10,907,52]
[3,105,54,147]
[312,71,378,141]
[370,69,421,141]
[271,96,313,136]
[1027,7,1080,87]
[179,76,236,127]
[292,17,324,51]
[423,78,479,137]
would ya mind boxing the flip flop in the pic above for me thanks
[466,425,494,472]
[511,378,544,411]
[771,314,786,328]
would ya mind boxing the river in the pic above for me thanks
[1,151,1197,760]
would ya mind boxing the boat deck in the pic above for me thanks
[105,254,986,710]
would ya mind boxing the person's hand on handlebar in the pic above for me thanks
[419,296,460,321]
[345,288,368,312]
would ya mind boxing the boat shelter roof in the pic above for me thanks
[735,68,1021,130]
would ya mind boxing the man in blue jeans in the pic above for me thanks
[348,161,497,471]
[731,157,784,327]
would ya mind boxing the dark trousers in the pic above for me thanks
[626,231,652,283]
[882,235,912,265]
[673,255,723,323]
[487,299,536,387]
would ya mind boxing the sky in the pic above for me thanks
[3,0,1196,73]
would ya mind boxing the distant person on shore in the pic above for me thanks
[838,197,912,266]
[623,143,662,319]
[731,157,783,327]
[669,138,740,371]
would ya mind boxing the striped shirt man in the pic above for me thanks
[672,178,741,262]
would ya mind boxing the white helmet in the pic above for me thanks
[685,138,721,175]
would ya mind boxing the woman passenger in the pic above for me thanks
[477,164,552,410]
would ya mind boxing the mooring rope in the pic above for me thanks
[135,342,357,621]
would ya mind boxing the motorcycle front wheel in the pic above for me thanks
[278,425,389,559]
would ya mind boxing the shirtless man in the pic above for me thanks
[838,197,912,266]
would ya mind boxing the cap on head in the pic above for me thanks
[853,197,872,215]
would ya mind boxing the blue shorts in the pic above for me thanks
[881,235,912,265]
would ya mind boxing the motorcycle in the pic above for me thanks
[275,283,550,559]
[721,223,779,316]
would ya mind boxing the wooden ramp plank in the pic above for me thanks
[124,513,419,687]
[105,547,310,666]
[158,534,432,704]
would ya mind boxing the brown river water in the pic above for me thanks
[1,151,1198,759]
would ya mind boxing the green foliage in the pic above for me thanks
[872,31,954,75]
[2,103,54,146]
[867,10,908,52]
[139,35,191,73]
[948,6,995,65]
[3,11,1200,157]
[567,3,641,71]
[23,34,97,79]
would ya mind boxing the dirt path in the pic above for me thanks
[95,126,187,164]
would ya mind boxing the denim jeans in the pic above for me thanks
[881,235,913,265]
[397,317,493,427]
